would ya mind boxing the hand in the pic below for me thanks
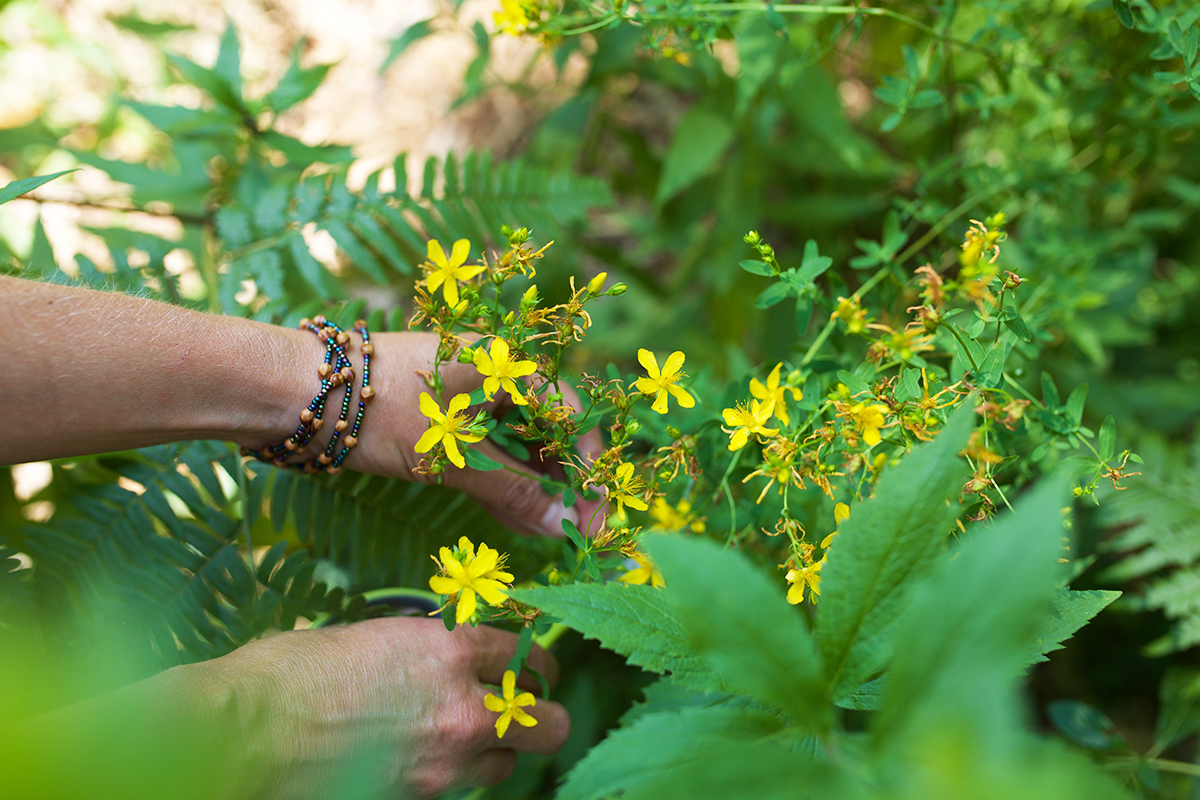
[345,331,606,538]
[189,618,569,799]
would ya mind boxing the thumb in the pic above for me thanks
[437,438,590,538]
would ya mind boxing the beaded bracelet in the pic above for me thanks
[244,315,375,474]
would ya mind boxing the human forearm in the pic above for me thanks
[0,276,311,464]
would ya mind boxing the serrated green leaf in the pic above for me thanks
[381,20,433,74]
[816,403,974,701]
[1021,588,1120,670]
[556,705,796,800]
[0,170,77,206]
[264,47,332,113]
[512,583,719,693]
[874,478,1067,743]
[648,534,830,730]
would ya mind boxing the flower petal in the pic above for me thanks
[635,376,660,396]
[484,693,508,713]
[512,707,538,727]
[502,669,517,699]
[414,426,443,454]
[474,578,509,607]
[427,239,447,267]
[494,713,512,739]
[419,392,443,420]
[637,348,660,378]
[444,436,466,469]
[649,390,668,415]
[667,384,695,408]
[662,351,685,379]
[456,588,477,624]
[448,393,473,414]
[429,575,461,595]
[449,238,471,268]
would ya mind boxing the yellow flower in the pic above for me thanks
[429,537,513,625]
[619,550,665,588]
[484,669,537,738]
[473,338,537,405]
[648,497,705,533]
[821,502,850,549]
[842,400,890,447]
[609,462,649,522]
[749,363,802,427]
[786,558,822,605]
[493,0,535,35]
[424,239,485,307]
[635,349,695,415]
[721,397,778,451]
[414,392,486,469]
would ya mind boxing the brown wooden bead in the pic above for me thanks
[336,331,350,345]
[327,466,341,475]
[300,409,315,424]
[304,462,320,474]
[284,439,298,452]
[299,318,312,328]
[360,342,375,355]
[318,453,333,465]
[354,319,366,328]
[312,418,324,431]
[318,363,333,379]
[343,436,357,449]
[317,328,331,341]
[335,420,349,432]
[314,314,327,326]
[329,373,344,387]
[360,385,376,404]
[340,366,355,382]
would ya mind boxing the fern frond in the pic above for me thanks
[1100,442,1200,655]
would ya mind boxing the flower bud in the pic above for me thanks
[452,298,469,316]
[587,272,608,296]
[608,282,627,296]
[665,425,681,438]
[457,346,474,364]
[504,310,515,325]
[521,284,539,309]
[626,419,642,436]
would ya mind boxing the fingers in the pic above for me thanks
[485,696,571,756]
[460,623,559,690]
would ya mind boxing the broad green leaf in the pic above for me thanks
[1113,0,1134,28]
[738,258,774,276]
[648,534,830,731]
[557,705,797,800]
[873,478,1067,742]
[264,47,332,113]
[655,107,735,204]
[1065,383,1088,426]
[1099,416,1116,461]
[815,402,974,701]
[977,340,1010,388]
[1048,700,1128,753]
[754,279,794,309]
[0,170,76,206]
[998,305,1033,342]
[463,448,504,472]
[512,583,719,692]
[798,238,834,280]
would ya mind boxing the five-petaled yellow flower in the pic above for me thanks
[843,400,890,447]
[609,462,649,522]
[648,497,705,533]
[424,239,485,308]
[484,669,537,738]
[619,550,665,588]
[786,558,822,605]
[415,392,485,469]
[474,338,537,406]
[429,536,513,625]
[635,349,695,415]
[750,364,803,427]
[721,397,778,451]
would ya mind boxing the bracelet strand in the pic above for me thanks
[244,315,374,474]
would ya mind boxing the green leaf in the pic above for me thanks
[815,403,974,701]
[560,518,585,550]
[738,258,774,276]
[1113,0,1134,29]
[1065,383,1088,426]
[167,54,244,114]
[734,15,784,116]
[798,239,833,280]
[977,341,1010,389]
[997,305,1033,342]
[1041,371,1061,409]
[1047,700,1127,752]
[1021,589,1120,670]
[795,297,813,334]
[655,107,735,204]
[513,583,719,692]
[1098,416,1116,461]
[463,448,504,472]
[264,47,332,113]
[873,478,1068,743]
[648,534,830,730]
[556,706,798,800]
[0,170,77,205]
[381,20,433,74]
[754,279,794,309]
[835,369,871,398]
[214,20,243,103]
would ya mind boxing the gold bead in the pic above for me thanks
[299,318,312,328]
[335,420,349,432]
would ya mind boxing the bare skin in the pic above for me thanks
[1,275,600,797]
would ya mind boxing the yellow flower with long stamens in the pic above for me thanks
[429,537,513,625]
[721,397,778,451]
[635,349,695,414]
[414,392,486,469]
[619,550,665,588]
[841,400,890,447]
[493,0,536,35]
[424,239,484,307]
[609,462,649,522]
[484,670,537,738]
[749,364,803,427]
[473,338,537,405]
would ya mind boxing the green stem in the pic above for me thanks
[944,323,980,372]
[800,266,891,367]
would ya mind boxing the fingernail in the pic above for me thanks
[540,498,580,538]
